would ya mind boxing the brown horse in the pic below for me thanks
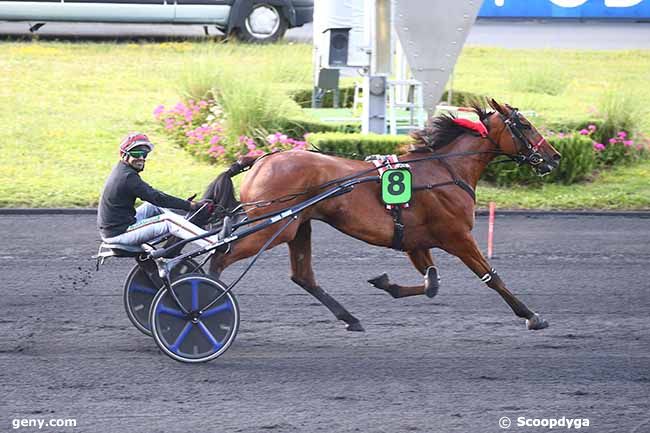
[203,99,561,332]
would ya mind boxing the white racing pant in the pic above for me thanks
[102,203,217,249]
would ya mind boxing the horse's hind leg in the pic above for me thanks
[368,249,440,298]
[289,221,364,332]
[443,233,548,330]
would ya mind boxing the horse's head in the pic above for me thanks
[487,98,561,176]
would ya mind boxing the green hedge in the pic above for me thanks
[289,85,357,109]
[279,117,360,139]
[290,87,484,110]
[307,132,412,159]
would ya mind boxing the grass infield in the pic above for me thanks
[1,41,648,209]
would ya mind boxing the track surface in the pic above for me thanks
[1,214,649,432]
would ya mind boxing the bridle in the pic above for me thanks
[486,109,547,170]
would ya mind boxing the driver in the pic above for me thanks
[98,132,218,249]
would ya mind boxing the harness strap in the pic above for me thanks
[390,206,405,251]
[437,159,477,203]
[367,155,409,250]
[412,180,476,202]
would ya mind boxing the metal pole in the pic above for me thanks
[487,202,496,259]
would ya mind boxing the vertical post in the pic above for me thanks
[373,0,392,75]
[447,68,454,105]
[362,75,387,134]
[487,202,496,259]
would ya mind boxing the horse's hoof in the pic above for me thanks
[424,266,439,298]
[368,274,400,298]
[346,321,365,332]
[368,273,389,289]
[526,313,549,330]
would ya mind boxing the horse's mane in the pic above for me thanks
[410,101,493,152]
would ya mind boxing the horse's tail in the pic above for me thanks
[202,155,258,217]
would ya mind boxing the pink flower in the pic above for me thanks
[588,124,597,132]
[558,133,565,138]
[623,140,634,147]
[608,138,617,145]
[247,143,257,151]
[593,142,606,151]
[207,145,225,155]
[579,129,589,135]
[617,131,627,139]
[153,104,165,119]
[209,135,222,145]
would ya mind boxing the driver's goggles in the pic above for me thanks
[127,150,149,159]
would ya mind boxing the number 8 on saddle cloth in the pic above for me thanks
[381,168,412,206]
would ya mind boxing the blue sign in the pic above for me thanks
[479,0,650,19]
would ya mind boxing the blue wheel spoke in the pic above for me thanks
[200,302,232,318]
[169,322,193,353]
[191,280,199,311]
[197,320,223,350]
[157,304,186,318]
[130,283,157,295]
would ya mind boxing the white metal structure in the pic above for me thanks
[387,79,425,135]
[313,0,483,133]
[393,0,483,113]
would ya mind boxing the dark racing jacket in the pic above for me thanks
[98,161,192,238]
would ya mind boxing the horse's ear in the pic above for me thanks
[488,98,507,115]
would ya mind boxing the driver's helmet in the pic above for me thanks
[119,133,154,157]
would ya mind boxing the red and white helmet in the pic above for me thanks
[119,133,154,156]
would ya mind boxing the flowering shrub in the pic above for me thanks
[154,99,221,161]
[155,100,307,164]
[206,133,307,163]
[578,125,646,166]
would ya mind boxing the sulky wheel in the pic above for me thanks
[123,258,203,336]
[149,274,239,363]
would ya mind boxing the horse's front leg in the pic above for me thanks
[368,248,440,298]
[443,233,548,330]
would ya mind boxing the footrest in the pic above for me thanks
[95,242,145,259]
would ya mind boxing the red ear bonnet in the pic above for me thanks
[451,118,488,138]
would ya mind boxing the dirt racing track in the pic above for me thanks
[1,213,649,432]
